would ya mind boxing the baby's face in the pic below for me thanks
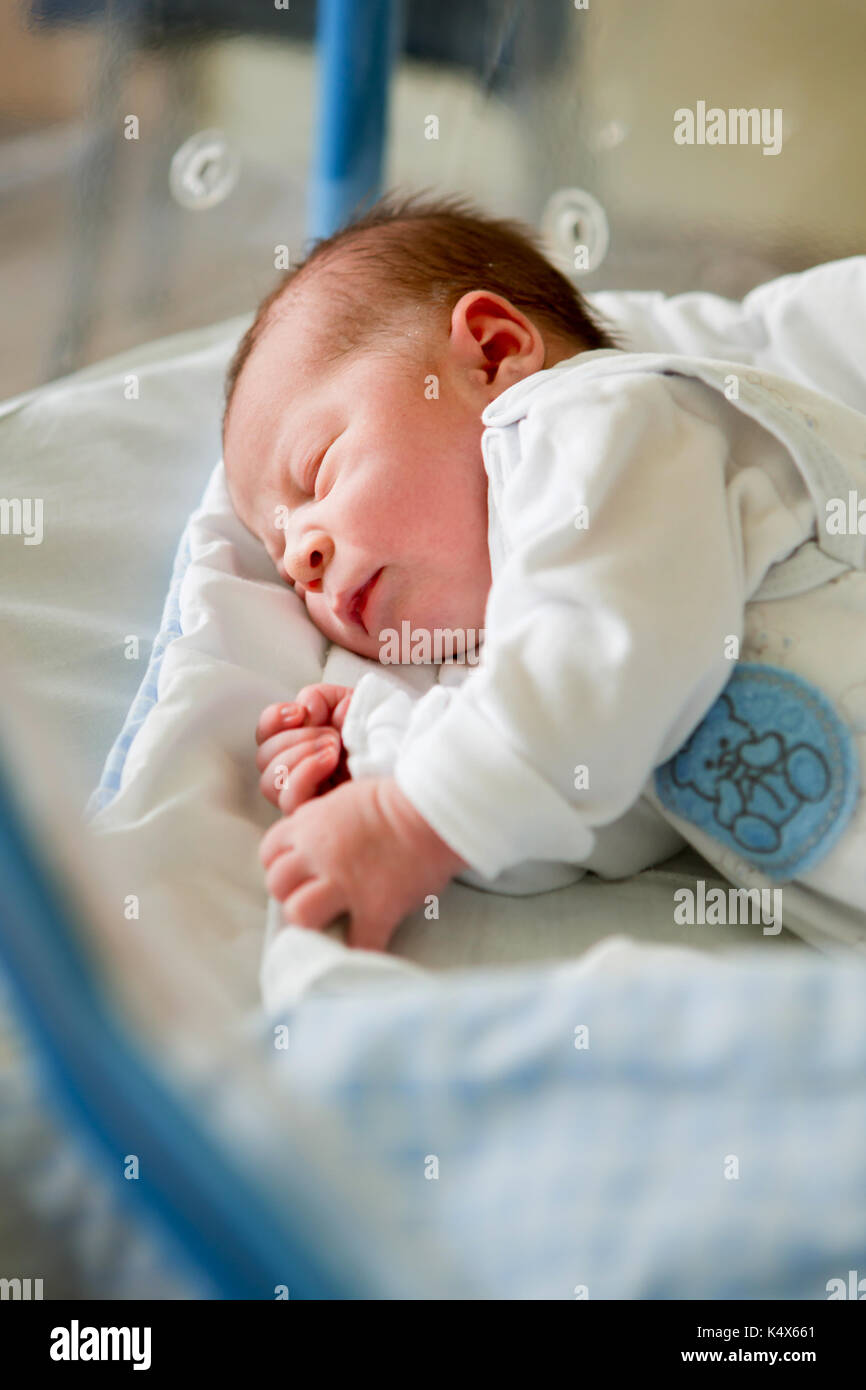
[224,307,498,661]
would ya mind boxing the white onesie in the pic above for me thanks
[341,349,866,948]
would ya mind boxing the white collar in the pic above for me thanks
[481,348,625,428]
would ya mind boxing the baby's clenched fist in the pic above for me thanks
[255,683,354,812]
[260,776,467,953]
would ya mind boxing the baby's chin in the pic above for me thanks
[371,605,487,665]
[317,616,377,660]
[302,588,488,664]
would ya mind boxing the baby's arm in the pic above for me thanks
[388,372,750,882]
[256,683,353,812]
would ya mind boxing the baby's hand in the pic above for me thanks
[260,776,467,953]
[256,684,354,813]
[256,683,354,740]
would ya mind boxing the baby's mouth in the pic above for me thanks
[348,568,383,632]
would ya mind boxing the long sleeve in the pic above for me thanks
[388,372,767,879]
[341,670,457,781]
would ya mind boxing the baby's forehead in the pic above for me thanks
[267,260,363,347]
[233,307,324,433]
[225,265,419,510]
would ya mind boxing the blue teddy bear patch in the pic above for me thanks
[654,663,859,881]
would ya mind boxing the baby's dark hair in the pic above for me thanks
[222,189,619,438]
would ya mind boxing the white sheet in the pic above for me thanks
[0,315,251,798]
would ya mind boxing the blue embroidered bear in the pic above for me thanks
[665,695,828,853]
[655,664,859,879]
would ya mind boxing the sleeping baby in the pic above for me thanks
[222,192,866,953]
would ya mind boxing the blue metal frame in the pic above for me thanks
[0,756,356,1299]
[309,0,400,240]
[0,1,406,1300]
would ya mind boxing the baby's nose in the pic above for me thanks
[287,532,333,588]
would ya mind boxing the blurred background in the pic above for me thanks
[1,0,863,398]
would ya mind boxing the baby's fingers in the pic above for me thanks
[256,701,306,746]
[260,815,295,870]
[262,739,340,814]
[282,878,347,931]
[293,683,354,728]
[264,847,310,902]
[257,728,332,806]
[262,848,345,931]
[256,724,326,775]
